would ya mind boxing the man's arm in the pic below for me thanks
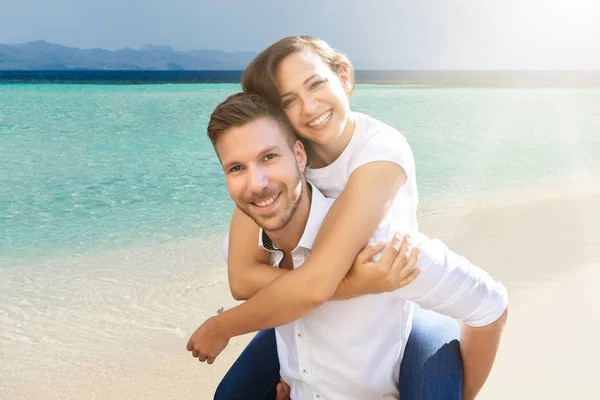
[460,308,508,400]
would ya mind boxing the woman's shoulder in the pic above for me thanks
[352,112,410,152]
[353,112,409,145]
[348,112,415,177]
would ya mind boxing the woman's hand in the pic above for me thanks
[344,234,420,296]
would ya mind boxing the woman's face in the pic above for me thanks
[274,49,352,146]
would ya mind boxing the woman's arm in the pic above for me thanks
[214,161,407,337]
[226,207,287,301]
[226,206,413,302]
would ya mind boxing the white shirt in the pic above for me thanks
[306,112,420,241]
[255,185,507,400]
[305,112,508,326]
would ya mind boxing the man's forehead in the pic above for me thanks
[217,118,286,161]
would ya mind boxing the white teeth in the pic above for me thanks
[307,110,332,128]
[255,194,278,207]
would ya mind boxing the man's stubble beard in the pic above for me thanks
[240,167,304,233]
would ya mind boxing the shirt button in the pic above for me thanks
[297,333,302,337]
[316,395,321,399]
[302,369,307,374]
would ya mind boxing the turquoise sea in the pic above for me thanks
[1,83,600,267]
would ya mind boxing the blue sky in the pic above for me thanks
[1,0,599,69]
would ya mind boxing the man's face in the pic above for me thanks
[216,117,307,232]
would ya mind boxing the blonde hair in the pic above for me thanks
[242,35,355,106]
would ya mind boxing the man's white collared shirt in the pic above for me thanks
[258,186,411,400]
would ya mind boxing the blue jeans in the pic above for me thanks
[214,306,462,400]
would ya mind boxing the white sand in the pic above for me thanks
[2,190,599,399]
[420,191,600,400]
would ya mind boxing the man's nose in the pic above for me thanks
[248,167,269,193]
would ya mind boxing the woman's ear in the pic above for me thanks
[338,64,352,94]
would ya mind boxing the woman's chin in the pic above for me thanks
[298,128,340,146]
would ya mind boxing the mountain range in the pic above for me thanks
[0,40,261,70]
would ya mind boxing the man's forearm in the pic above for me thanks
[460,308,508,400]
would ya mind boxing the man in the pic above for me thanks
[188,92,508,399]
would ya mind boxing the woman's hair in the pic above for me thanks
[241,35,355,106]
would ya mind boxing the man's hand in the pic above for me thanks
[186,316,230,364]
[275,378,291,400]
[344,233,420,295]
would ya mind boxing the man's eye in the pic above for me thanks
[229,166,242,172]
[264,154,276,161]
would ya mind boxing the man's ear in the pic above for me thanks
[294,140,308,173]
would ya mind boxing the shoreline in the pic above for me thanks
[5,170,599,270]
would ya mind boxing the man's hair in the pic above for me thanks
[207,92,297,150]
[242,35,355,106]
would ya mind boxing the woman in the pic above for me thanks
[206,36,507,400]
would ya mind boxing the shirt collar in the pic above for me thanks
[258,182,330,252]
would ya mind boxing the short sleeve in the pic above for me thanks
[348,129,415,180]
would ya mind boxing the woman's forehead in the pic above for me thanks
[275,50,330,88]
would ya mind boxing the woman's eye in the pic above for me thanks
[310,80,325,89]
[264,154,276,161]
[282,98,294,108]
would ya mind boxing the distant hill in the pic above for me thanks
[0,40,258,70]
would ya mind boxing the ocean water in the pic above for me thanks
[1,84,600,267]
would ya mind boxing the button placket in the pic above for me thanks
[294,319,312,383]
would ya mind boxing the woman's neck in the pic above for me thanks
[309,112,356,168]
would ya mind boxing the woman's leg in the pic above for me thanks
[214,329,280,400]
[399,305,463,400]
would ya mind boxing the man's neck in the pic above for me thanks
[265,183,312,253]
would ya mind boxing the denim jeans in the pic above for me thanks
[214,306,462,400]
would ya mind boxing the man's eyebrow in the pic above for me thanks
[221,146,282,170]
[279,74,318,98]
[221,159,241,171]
[257,146,282,158]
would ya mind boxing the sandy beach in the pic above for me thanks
[420,189,600,400]
[2,188,599,400]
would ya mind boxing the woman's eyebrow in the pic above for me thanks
[279,74,318,98]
